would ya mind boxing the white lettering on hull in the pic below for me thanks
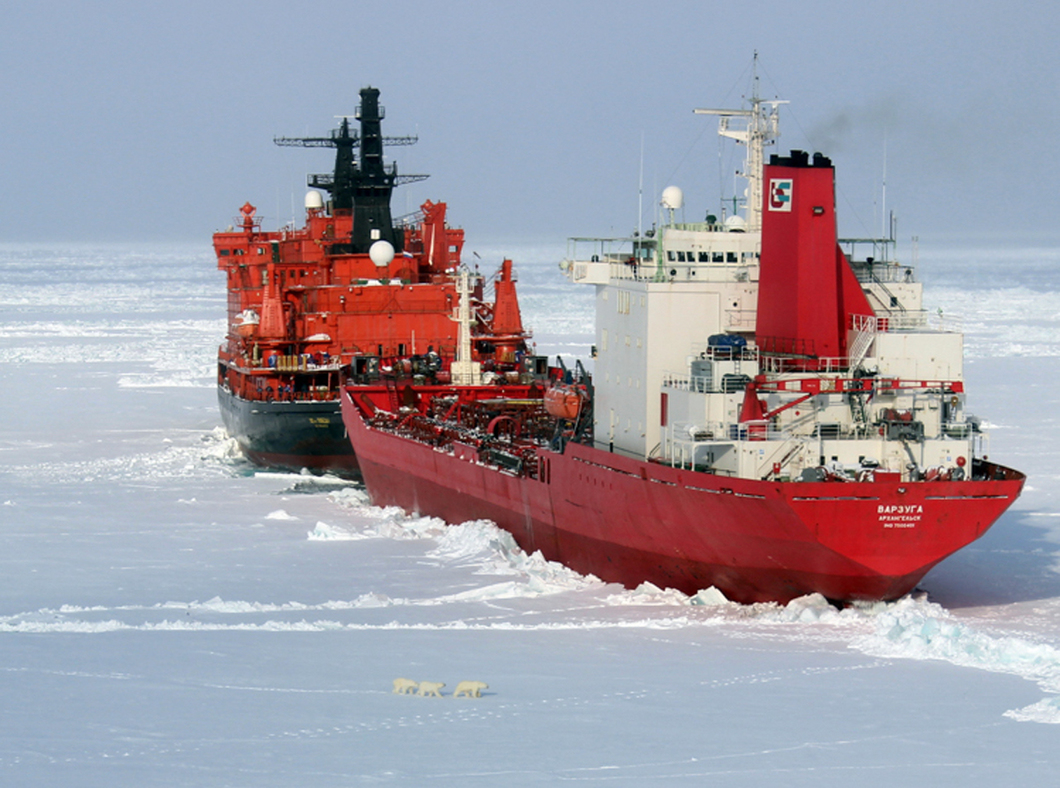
[878,503,923,528]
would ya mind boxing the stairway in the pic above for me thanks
[847,314,878,370]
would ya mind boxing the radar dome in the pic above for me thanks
[369,240,395,267]
[661,186,684,210]
[305,191,324,210]
[724,215,747,232]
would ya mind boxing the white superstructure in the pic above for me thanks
[562,66,979,485]
[562,66,781,459]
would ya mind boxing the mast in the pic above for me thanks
[693,54,786,233]
[450,267,481,385]
[273,87,429,253]
[349,88,398,251]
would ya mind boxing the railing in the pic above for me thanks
[663,375,713,392]
[759,356,849,374]
[668,420,791,443]
[876,310,962,333]
[725,308,757,330]
[850,262,917,284]
[565,236,647,263]
[667,416,974,446]
[566,259,647,282]
[850,314,878,332]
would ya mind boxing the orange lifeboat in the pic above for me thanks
[545,385,583,420]
[233,309,260,339]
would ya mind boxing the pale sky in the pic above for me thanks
[1,0,1057,244]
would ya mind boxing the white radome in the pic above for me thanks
[724,214,747,232]
[661,185,684,210]
[369,240,395,267]
[304,191,324,210]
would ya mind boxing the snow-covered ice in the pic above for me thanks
[1,241,1059,786]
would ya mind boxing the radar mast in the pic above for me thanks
[694,53,786,233]
[274,87,428,253]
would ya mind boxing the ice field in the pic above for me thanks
[2,240,1060,785]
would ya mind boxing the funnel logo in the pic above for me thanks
[768,178,793,212]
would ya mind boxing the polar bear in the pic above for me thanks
[417,681,445,698]
[392,677,418,695]
[453,680,488,698]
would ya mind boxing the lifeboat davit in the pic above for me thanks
[544,385,583,420]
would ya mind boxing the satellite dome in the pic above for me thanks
[661,185,684,211]
[305,191,324,210]
[724,215,747,232]
[369,240,395,267]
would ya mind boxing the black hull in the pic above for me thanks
[217,386,358,475]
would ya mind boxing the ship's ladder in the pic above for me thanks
[847,314,878,371]
[384,380,402,413]
[757,434,807,480]
[865,276,907,315]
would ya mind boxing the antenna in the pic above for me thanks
[637,132,644,240]
[881,133,888,239]
[693,52,786,233]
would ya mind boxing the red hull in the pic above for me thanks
[341,392,1024,604]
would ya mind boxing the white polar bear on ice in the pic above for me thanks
[417,681,445,698]
[392,678,418,695]
[453,681,488,698]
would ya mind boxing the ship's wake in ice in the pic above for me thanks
[17,473,1050,722]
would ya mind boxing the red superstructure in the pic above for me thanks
[213,87,530,473]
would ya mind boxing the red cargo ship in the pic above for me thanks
[213,87,529,473]
[341,390,1021,603]
[339,81,1023,603]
